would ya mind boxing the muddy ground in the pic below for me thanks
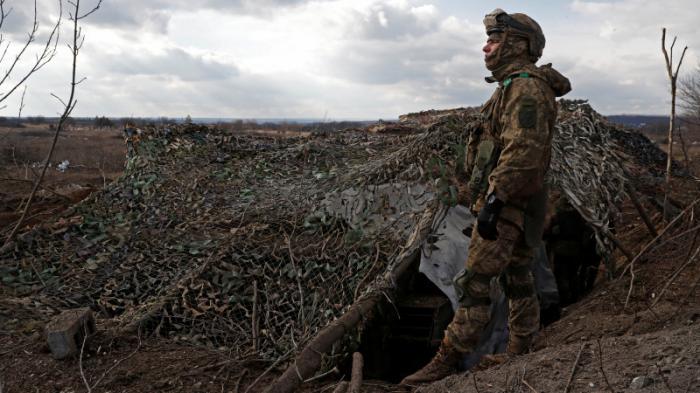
[1,123,699,393]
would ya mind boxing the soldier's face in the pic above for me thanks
[483,36,502,68]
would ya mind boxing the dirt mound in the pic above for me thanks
[1,102,697,392]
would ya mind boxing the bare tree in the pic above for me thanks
[676,65,700,176]
[679,64,700,124]
[0,0,62,110]
[661,27,688,220]
[3,0,102,248]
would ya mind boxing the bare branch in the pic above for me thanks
[651,243,700,307]
[674,46,688,77]
[90,328,142,391]
[0,40,9,65]
[0,0,41,88]
[0,0,9,32]
[662,28,672,79]
[564,343,586,393]
[77,34,85,51]
[3,0,98,246]
[50,92,68,107]
[670,36,677,66]
[17,84,26,118]
[0,0,63,105]
[78,0,102,20]
[78,325,91,393]
[596,339,615,393]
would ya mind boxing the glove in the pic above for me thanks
[477,192,504,240]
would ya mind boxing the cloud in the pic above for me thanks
[9,0,498,119]
[3,0,696,119]
[83,0,329,33]
[326,2,484,87]
[100,47,238,82]
[569,0,699,50]
[0,1,62,39]
[85,2,171,34]
[347,2,440,40]
[552,0,699,114]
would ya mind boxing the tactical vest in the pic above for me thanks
[467,73,532,203]
[467,72,549,248]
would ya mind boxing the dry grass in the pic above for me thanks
[0,124,126,231]
[0,124,125,193]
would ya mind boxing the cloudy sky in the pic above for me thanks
[0,0,698,120]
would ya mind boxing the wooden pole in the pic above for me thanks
[625,182,658,237]
[347,352,364,393]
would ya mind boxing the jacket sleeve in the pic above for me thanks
[487,78,555,204]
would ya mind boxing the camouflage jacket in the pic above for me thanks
[466,62,571,229]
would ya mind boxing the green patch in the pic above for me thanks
[518,97,537,128]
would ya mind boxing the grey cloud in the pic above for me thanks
[0,6,34,35]
[85,2,171,33]
[0,1,61,39]
[320,2,486,86]
[105,47,238,82]
[560,62,667,114]
[328,29,481,85]
[83,0,325,32]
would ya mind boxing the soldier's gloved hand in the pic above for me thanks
[477,192,504,240]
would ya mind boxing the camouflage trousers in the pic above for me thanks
[444,218,540,355]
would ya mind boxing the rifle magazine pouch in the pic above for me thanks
[523,186,548,248]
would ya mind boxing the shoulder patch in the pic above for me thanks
[518,96,537,128]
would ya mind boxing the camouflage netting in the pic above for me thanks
[0,100,668,368]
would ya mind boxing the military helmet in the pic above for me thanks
[483,8,545,61]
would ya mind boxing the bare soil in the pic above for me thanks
[0,125,125,231]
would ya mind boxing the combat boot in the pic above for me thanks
[400,344,463,385]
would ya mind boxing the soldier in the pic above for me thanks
[401,9,571,384]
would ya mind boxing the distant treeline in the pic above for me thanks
[607,115,669,129]
[0,115,372,132]
[607,115,700,140]
[0,116,179,128]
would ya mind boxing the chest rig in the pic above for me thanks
[467,72,530,204]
